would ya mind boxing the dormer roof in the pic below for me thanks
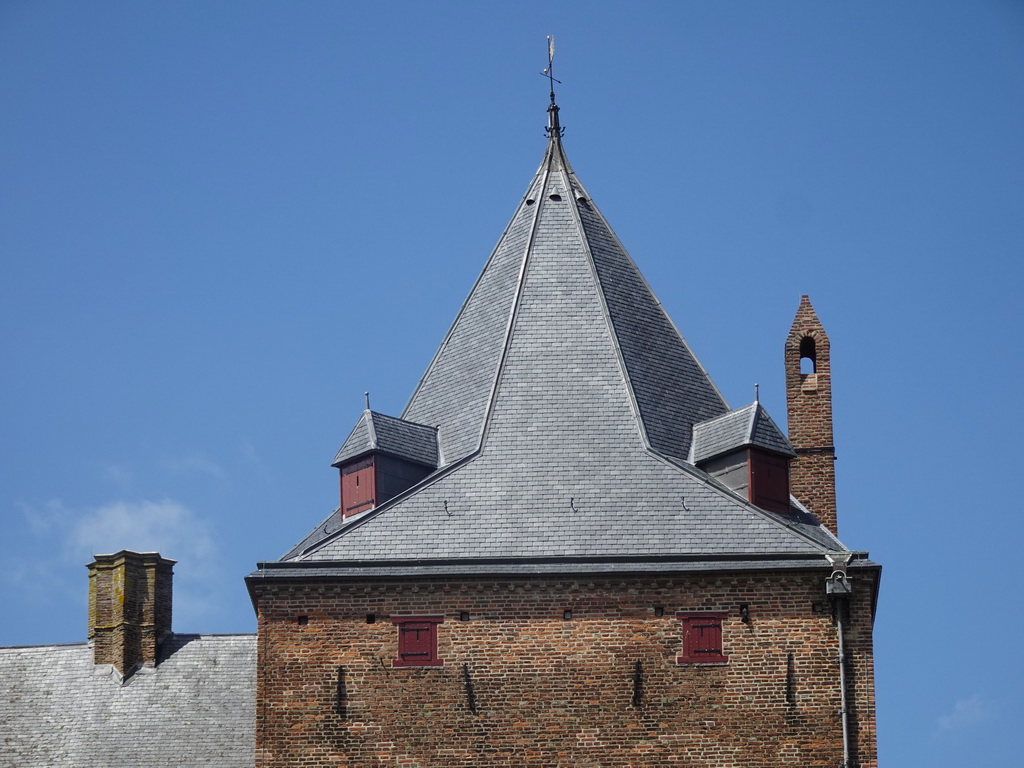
[331,410,438,468]
[690,402,796,465]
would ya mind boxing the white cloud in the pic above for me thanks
[68,499,215,562]
[161,453,227,481]
[938,693,986,731]
[14,498,225,632]
[21,498,68,535]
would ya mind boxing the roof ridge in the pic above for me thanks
[577,193,732,418]
[370,410,435,430]
[399,162,548,427]
[560,159,650,449]
[364,409,377,451]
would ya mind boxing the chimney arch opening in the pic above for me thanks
[799,336,816,375]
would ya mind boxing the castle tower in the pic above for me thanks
[785,295,838,535]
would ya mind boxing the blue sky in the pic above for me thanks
[2,2,1022,764]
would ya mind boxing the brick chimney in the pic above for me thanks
[785,295,838,535]
[87,551,175,677]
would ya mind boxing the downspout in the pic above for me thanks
[826,552,854,768]
[835,597,850,768]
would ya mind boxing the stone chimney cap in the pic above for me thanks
[88,550,177,564]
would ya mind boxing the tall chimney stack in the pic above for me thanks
[87,551,175,677]
[785,296,838,536]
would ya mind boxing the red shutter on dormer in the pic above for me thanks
[749,450,791,514]
[340,457,376,517]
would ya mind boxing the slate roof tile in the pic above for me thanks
[332,410,438,467]
[275,122,842,571]
[691,402,796,464]
[0,635,255,767]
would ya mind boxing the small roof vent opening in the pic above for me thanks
[526,198,536,205]
[548,193,562,201]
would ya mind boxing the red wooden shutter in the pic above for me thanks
[749,450,791,514]
[392,616,444,667]
[677,613,728,664]
[400,622,433,660]
[341,457,376,517]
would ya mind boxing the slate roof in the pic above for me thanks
[0,634,255,767]
[262,102,848,579]
[332,410,438,468]
[690,402,797,464]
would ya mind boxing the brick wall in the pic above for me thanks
[252,570,877,767]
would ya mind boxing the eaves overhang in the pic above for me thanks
[244,553,880,619]
[247,551,875,586]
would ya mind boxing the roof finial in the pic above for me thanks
[543,36,558,105]
[541,35,565,139]
[754,383,760,404]
[364,391,370,411]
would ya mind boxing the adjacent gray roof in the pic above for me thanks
[690,402,797,464]
[0,634,255,767]
[332,410,438,468]
[267,108,846,576]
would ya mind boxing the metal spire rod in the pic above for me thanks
[542,35,559,104]
[541,36,565,139]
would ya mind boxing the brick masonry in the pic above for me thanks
[87,550,175,676]
[251,570,877,767]
[785,296,838,536]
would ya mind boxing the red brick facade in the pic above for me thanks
[251,570,877,767]
[786,296,839,536]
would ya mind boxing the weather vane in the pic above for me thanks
[541,35,561,105]
[541,36,565,138]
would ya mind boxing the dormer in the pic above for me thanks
[690,402,797,515]
[332,411,438,519]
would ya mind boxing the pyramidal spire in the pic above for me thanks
[401,91,728,470]
[283,89,842,565]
